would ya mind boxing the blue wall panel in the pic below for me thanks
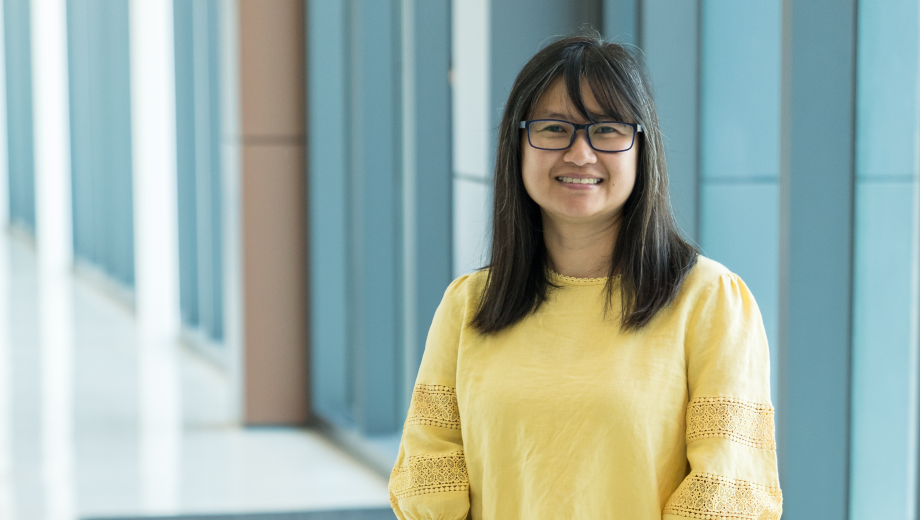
[699,0,782,402]
[68,0,135,287]
[4,0,34,232]
[855,2,917,180]
[602,0,638,45]
[700,182,779,385]
[851,181,917,519]
[850,0,920,517]
[701,0,781,182]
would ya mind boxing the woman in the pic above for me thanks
[389,34,781,520]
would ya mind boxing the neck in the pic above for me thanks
[542,212,619,279]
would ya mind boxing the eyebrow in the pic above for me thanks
[535,111,618,121]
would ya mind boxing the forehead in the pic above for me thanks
[531,77,608,120]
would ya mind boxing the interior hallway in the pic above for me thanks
[0,231,390,520]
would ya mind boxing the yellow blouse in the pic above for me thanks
[388,257,782,520]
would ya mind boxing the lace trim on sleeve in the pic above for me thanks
[389,451,470,501]
[687,396,776,450]
[663,472,782,520]
[405,384,461,429]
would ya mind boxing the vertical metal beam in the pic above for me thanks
[778,0,856,517]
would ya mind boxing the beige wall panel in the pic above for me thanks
[242,143,307,424]
[238,0,305,138]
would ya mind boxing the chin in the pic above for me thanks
[553,205,607,221]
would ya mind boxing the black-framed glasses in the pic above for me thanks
[519,119,643,152]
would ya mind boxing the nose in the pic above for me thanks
[563,129,597,166]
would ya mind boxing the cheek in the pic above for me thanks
[608,153,638,193]
[520,146,546,196]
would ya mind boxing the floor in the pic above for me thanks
[0,233,392,520]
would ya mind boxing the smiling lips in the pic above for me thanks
[556,176,602,185]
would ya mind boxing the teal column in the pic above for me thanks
[307,0,452,459]
[4,0,34,233]
[307,0,405,436]
[67,0,135,287]
[779,1,857,517]
[307,0,350,427]
[173,0,224,342]
[849,0,920,517]
[348,0,401,434]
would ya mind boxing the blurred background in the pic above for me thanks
[0,0,915,519]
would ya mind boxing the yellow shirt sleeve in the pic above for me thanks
[389,276,471,520]
[663,273,783,519]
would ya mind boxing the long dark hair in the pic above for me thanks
[471,33,698,334]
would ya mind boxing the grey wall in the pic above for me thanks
[640,0,699,240]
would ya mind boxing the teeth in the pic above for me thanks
[557,176,601,185]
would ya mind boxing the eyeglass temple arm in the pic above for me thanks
[519,121,644,132]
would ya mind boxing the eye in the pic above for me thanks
[542,125,566,133]
[593,124,628,135]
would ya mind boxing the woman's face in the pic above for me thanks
[521,78,638,230]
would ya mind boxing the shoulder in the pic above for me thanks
[671,256,755,316]
[442,269,488,303]
[683,255,733,290]
[435,269,489,322]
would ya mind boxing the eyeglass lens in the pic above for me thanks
[528,120,636,152]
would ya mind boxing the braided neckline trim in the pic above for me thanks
[548,269,614,286]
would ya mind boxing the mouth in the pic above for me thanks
[556,176,602,185]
